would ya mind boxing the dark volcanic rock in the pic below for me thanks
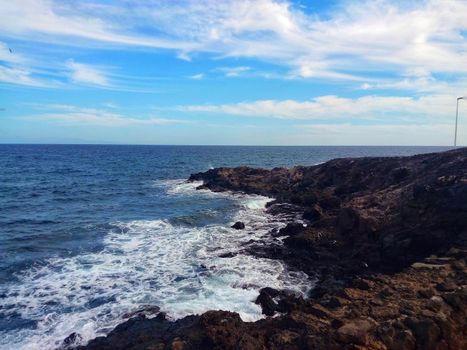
[121,305,160,319]
[62,332,83,349]
[81,148,467,350]
[255,287,279,316]
[231,221,245,230]
[277,222,306,237]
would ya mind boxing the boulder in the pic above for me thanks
[231,221,245,230]
[255,288,279,316]
[63,332,83,348]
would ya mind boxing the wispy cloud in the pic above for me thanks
[218,66,251,77]
[189,73,204,80]
[0,42,26,64]
[24,105,185,126]
[1,0,466,88]
[0,40,55,87]
[66,60,108,87]
[0,0,196,50]
[0,65,53,87]
[176,94,458,120]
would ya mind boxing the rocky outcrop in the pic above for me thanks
[190,148,467,275]
[80,148,467,350]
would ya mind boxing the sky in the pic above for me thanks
[0,0,467,145]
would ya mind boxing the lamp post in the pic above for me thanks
[455,97,464,147]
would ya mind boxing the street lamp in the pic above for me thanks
[455,97,464,147]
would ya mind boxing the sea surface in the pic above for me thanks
[0,145,451,349]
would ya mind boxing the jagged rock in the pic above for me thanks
[121,305,160,319]
[218,252,237,258]
[62,332,83,348]
[255,288,279,316]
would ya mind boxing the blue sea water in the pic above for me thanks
[0,144,451,349]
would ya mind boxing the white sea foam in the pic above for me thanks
[0,180,311,350]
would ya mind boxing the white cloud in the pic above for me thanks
[66,60,108,86]
[177,94,460,120]
[0,65,51,87]
[0,40,55,87]
[189,73,204,80]
[0,0,196,50]
[1,0,467,88]
[0,42,26,64]
[218,66,251,77]
[25,105,183,126]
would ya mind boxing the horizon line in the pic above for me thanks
[0,143,459,148]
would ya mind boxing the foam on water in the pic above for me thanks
[0,180,311,350]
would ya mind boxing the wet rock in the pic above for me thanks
[62,332,83,348]
[255,288,280,316]
[121,305,160,319]
[218,252,237,258]
[231,221,245,230]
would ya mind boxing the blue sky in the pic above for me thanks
[0,0,466,145]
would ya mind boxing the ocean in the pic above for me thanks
[0,144,451,349]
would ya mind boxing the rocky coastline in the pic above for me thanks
[79,148,466,350]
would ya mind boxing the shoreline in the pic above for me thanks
[79,148,466,350]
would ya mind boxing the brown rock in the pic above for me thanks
[269,330,300,346]
[436,281,458,292]
[404,318,441,350]
[336,318,377,345]
[308,304,332,319]
[417,288,435,298]
[170,338,187,350]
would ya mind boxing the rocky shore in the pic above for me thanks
[79,148,466,350]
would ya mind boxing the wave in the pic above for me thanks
[0,180,311,350]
